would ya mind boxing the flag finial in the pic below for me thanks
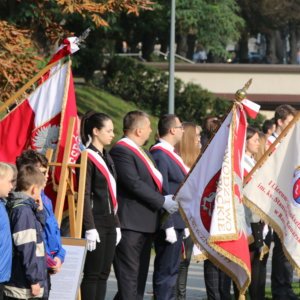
[235,78,252,102]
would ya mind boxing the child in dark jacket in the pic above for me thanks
[4,166,48,299]
[16,150,66,275]
[0,163,14,300]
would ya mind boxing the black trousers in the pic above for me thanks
[153,229,184,300]
[113,230,153,300]
[0,284,3,300]
[81,225,116,300]
[4,296,43,300]
[203,259,231,300]
[271,232,297,300]
[248,225,272,300]
[176,236,193,300]
[248,248,269,300]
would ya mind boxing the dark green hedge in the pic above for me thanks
[94,56,264,127]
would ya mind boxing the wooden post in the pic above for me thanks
[75,151,88,238]
[45,117,88,239]
[54,117,76,226]
[67,169,76,237]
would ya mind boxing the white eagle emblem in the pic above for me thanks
[32,125,60,154]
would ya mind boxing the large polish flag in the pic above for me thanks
[0,61,80,172]
[176,99,259,294]
[244,114,300,273]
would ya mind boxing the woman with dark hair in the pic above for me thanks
[78,111,120,300]
[244,126,271,300]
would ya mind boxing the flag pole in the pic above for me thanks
[174,79,253,198]
[0,59,62,114]
[245,110,300,183]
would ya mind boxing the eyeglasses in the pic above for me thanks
[174,126,183,129]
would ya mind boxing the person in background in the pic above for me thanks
[243,127,271,300]
[254,131,267,162]
[200,116,232,300]
[16,150,66,299]
[262,119,275,139]
[150,114,187,300]
[4,166,47,299]
[266,104,296,148]
[201,116,220,149]
[78,111,120,300]
[193,45,207,63]
[0,163,14,300]
[175,122,201,300]
[110,111,178,300]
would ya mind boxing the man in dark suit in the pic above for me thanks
[150,114,188,300]
[110,111,178,300]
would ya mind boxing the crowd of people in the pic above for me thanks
[0,104,298,300]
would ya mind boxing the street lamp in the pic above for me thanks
[168,0,175,114]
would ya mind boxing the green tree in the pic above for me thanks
[113,0,244,61]
[237,0,300,63]
[0,0,154,102]
[176,0,244,60]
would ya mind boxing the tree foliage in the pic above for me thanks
[57,0,154,27]
[237,0,300,63]
[98,56,231,123]
[0,0,154,102]
[113,0,244,60]
[176,0,244,57]
[0,21,42,102]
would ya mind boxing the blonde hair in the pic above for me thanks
[175,122,201,168]
[0,162,14,178]
[254,132,266,162]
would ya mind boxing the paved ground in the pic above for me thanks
[106,245,300,299]
[106,248,272,300]
[107,255,207,300]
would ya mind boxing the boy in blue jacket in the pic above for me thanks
[0,163,14,300]
[16,150,66,277]
[4,165,47,299]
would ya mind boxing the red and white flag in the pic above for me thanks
[176,100,259,294]
[244,115,300,273]
[40,37,80,84]
[0,61,80,185]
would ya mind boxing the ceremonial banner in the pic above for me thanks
[176,100,258,293]
[244,116,300,273]
[0,61,79,165]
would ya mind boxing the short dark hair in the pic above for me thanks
[16,150,48,170]
[16,165,45,192]
[158,114,178,137]
[80,111,111,145]
[262,119,275,134]
[274,105,296,126]
[202,116,220,133]
[123,111,149,133]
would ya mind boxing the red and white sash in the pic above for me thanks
[243,154,256,184]
[150,140,190,175]
[86,149,118,214]
[243,154,256,178]
[116,137,163,193]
